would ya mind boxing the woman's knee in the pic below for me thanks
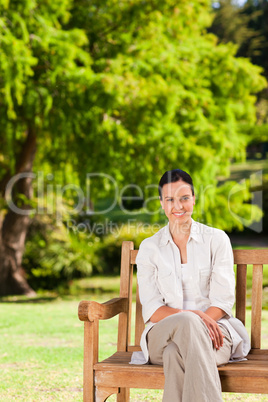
[163,342,180,367]
[149,311,207,346]
[172,311,202,330]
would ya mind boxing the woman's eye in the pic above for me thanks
[182,196,192,202]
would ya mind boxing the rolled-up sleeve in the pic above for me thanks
[209,231,235,318]
[136,240,165,324]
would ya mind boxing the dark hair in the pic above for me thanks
[158,169,194,199]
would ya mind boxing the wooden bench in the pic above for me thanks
[78,241,268,401]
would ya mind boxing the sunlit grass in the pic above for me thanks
[1,273,268,401]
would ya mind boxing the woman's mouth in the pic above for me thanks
[173,212,186,217]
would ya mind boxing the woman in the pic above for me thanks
[131,169,250,402]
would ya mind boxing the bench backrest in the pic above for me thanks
[117,241,268,353]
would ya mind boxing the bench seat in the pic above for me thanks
[94,350,268,394]
[79,243,268,401]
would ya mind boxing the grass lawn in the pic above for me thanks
[1,274,268,401]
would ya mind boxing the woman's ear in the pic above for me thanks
[159,196,164,209]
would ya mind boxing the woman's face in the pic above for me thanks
[160,180,195,226]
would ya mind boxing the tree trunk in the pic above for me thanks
[0,128,37,296]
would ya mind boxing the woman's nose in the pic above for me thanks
[174,198,183,210]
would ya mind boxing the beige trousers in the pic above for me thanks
[147,312,233,402]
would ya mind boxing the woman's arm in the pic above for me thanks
[150,306,182,323]
[205,306,226,321]
[192,307,226,350]
[137,241,168,324]
[150,306,226,350]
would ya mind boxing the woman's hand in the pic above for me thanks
[192,310,224,350]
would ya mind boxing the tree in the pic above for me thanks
[0,0,95,295]
[239,0,268,75]
[209,0,265,59]
[0,0,266,295]
[68,0,266,226]
[209,0,268,131]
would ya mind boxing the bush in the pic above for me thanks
[23,215,163,290]
[23,215,94,290]
[91,222,162,275]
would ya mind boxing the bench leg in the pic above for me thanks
[96,386,119,402]
[117,388,130,401]
[83,321,97,402]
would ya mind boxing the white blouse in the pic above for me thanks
[181,263,197,310]
[130,219,250,365]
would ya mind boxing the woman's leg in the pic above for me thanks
[214,324,233,366]
[147,311,222,402]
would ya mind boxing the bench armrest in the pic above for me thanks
[78,297,128,322]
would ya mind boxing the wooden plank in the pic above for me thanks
[95,359,268,375]
[134,283,145,347]
[95,370,165,390]
[83,320,99,402]
[128,346,142,352]
[235,264,247,325]
[247,354,268,361]
[220,376,268,393]
[127,262,133,348]
[117,387,130,402]
[79,298,128,322]
[248,348,268,357]
[95,363,268,392]
[80,246,268,398]
[95,387,119,401]
[218,360,268,374]
[130,249,268,266]
[89,298,128,321]
[95,352,268,374]
[117,241,134,352]
[130,249,138,265]
[251,264,263,349]
[233,249,268,264]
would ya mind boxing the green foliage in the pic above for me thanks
[22,214,161,288]
[1,0,267,278]
[66,0,266,229]
[209,0,268,145]
[240,0,268,75]
[1,1,266,195]
[23,216,93,290]
[0,0,94,178]
[92,223,161,275]
[210,0,265,59]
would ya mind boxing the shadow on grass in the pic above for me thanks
[0,295,58,303]
[0,275,123,304]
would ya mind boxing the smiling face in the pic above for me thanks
[160,180,195,226]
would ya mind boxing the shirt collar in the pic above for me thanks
[189,219,204,243]
[159,219,204,247]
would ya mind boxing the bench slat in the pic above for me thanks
[80,244,268,400]
[131,248,268,265]
[233,249,268,264]
[130,249,138,264]
[134,284,144,346]
[94,352,268,393]
[220,376,268,394]
[118,241,134,352]
[251,264,263,349]
[235,264,247,325]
